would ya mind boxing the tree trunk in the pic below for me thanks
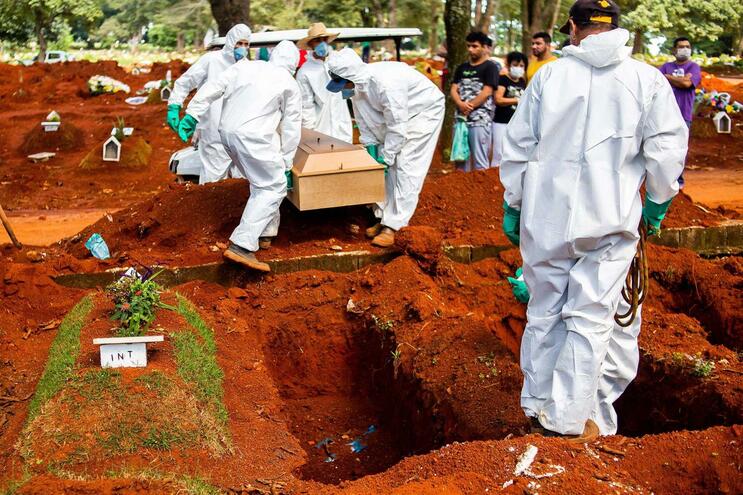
[209,0,250,36]
[177,33,186,51]
[521,0,560,53]
[442,0,471,161]
[548,0,562,37]
[389,0,397,27]
[476,0,498,35]
[371,0,386,27]
[429,1,440,54]
[474,0,483,28]
[34,12,47,63]
[632,29,644,54]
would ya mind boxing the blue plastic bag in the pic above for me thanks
[450,117,470,162]
[85,233,110,260]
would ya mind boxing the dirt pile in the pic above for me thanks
[19,121,86,155]
[79,136,152,169]
[2,242,742,493]
[57,169,728,268]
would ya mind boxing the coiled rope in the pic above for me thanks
[614,223,648,327]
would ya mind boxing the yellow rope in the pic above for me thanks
[614,224,648,327]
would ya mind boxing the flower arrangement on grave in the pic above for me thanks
[694,88,742,115]
[88,75,131,95]
[105,269,175,337]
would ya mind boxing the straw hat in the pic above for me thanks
[297,23,339,49]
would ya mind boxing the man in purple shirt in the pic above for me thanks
[659,37,700,187]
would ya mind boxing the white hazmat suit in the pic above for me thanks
[500,29,688,435]
[169,24,252,184]
[327,48,445,231]
[186,40,303,252]
[297,52,353,142]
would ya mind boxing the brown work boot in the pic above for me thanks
[566,419,600,444]
[529,417,559,437]
[258,237,272,250]
[371,227,396,248]
[365,222,382,239]
[223,243,270,272]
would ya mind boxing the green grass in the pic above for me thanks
[133,371,172,397]
[174,294,228,426]
[26,296,94,422]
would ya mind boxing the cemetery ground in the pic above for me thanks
[0,60,742,494]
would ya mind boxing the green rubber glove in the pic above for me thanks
[502,201,521,246]
[642,198,673,236]
[285,170,293,190]
[366,144,389,176]
[507,267,530,304]
[177,114,198,143]
[166,104,181,131]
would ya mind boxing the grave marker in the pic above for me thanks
[102,136,121,162]
[93,335,164,368]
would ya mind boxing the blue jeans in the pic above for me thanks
[457,124,491,172]
[679,119,691,188]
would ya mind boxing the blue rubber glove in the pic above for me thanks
[285,170,293,190]
[507,267,530,304]
[502,201,521,246]
[642,198,673,236]
[166,104,181,131]
[177,114,198,143]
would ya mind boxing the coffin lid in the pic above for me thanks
[293,128,383,177]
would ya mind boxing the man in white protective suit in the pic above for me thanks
[500,0,688,441]
[326,48,445,248]
[296,23,353,142]
[168,24,252,184]
[177,40,302,272]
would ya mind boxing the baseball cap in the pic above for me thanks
[559,0,620,35]
[326,72,349,93]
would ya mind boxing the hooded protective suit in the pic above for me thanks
[327,48,444,231]
[500,29,687,435]
[185,40,302,252]
[296,52,353,142]
[169,24,252,184]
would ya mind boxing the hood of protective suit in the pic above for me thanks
[269,40,300,74]
[327,48,370,87]
[223,23,252,58]
[562,28,631,68]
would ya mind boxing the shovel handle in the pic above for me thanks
[0,203,22,249]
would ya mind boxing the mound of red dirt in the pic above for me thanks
[57,169,727,268]
[19,121,85,155]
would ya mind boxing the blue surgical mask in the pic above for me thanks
[314,41,329,58]
[233,46,247,61]
[341,87,355,99]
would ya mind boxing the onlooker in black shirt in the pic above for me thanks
[491,51,528,167]
[450,31,499,171]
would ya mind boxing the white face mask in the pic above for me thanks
[509,66,525,79]
[676,48,691,60]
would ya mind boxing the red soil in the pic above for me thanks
[29,168,723,273]
[1,239,741,492]
[1,60,742,495]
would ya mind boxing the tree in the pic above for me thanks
[442,0,470,158]
[623,0,742,54]
[209,0,250,35]
[0,0,100,61]
[474,0,498,34]
[520,0,561,53]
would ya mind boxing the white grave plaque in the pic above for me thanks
[93,335,163,368]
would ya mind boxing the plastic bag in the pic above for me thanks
[450,117,470,162]
[85,233,110,260]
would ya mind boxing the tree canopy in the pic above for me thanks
[1,0,742,56]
